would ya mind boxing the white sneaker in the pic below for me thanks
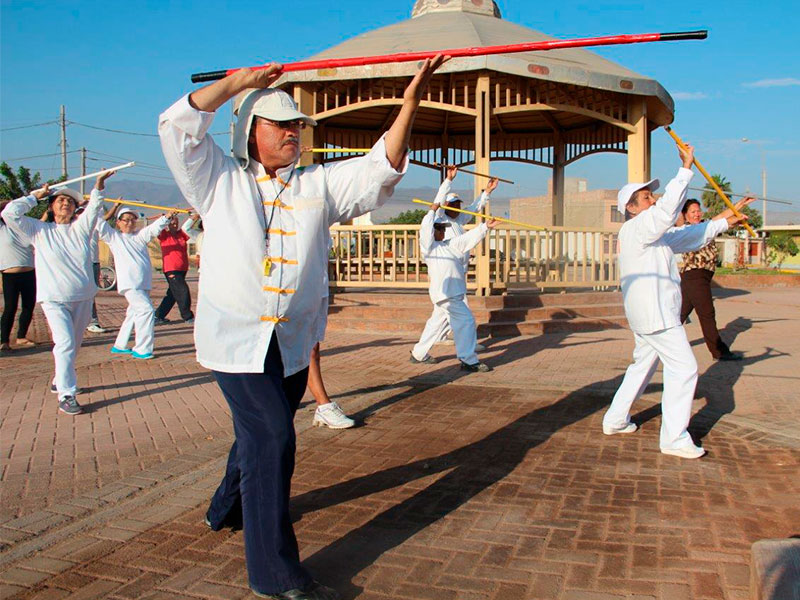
[602,422,637,435]
[661,445,705,459]
[86,324,108,333]
[313,402,355,429]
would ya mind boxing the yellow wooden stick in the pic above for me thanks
[412,199,547,230]
[303,148,371,153]
[665,127,756,237]
[87,195,191,214]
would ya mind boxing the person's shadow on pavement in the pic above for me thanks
[292,365,624,599]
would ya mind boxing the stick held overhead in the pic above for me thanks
[36,162,136,193]
[412,198,546,231]
[190,30,708,83]
[665,127,756,237]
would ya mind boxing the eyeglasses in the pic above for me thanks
[261,118,306,131]
[118,217,137,223]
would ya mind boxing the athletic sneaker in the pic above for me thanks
[86,323,108,334]
[154,317,170,325]
[661,444,706,459]
[110,346,131,355]
[252,580,340,600]
[183,317,195,324]
[58,396,83,415]
[410,353,437,364]
[313,402,356,429]
[131,351,154,360]
[460,361,492,372]
[602,422,638,435]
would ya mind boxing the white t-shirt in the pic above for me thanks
[0,219,34,270]
[97,217,169,292]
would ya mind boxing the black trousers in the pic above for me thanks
[1,270,36,344]
[680,268,730,359]
[208,337,312,595]
[154,270,193,320]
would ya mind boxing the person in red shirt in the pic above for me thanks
[154,215,194,324]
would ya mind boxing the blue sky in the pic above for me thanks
[2,0,798,216]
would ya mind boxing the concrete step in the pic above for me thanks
[479,316,629,337]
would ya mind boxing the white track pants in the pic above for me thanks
[114,289,155,355]
[413,295,478,365]
[41,299,93,400]
[603,325,699,450]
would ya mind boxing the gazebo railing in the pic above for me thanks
[329,224,619,292]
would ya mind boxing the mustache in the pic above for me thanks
[281,137,299,147]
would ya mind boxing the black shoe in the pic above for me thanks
[253,580,340,600]
[154,317,170,325]
[460,361,492,373]
[58,396,83,415]
[410,352,437,364]
[717,352,743,361]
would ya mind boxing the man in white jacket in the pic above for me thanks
[98,208,171,359]
[602,144,748,459]
[411,203,497,371]
[159,56,447,600]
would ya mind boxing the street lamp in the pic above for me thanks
[741,138,767,228]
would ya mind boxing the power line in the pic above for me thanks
[1,150,82,162]
[86,150,170,171]
[0,121,58,132]
[68,120,228,138]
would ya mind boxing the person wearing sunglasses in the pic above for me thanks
[159,55,448,600]
[97,208,174,359]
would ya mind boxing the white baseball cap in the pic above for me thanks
[616,178,660,215]
[444,192,462,205]
[117,208,138,220]
[232,88,317,169]
[433,217,452,227]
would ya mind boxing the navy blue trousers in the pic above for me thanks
[209,337,312,594]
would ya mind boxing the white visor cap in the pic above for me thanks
[616,178,660,215]
[232,88,317,169]
[49,187,83,206]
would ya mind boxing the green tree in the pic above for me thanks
[766,232,799,270]
[0,162,65,218]
[700,174,762,229]
[386,209,428,225]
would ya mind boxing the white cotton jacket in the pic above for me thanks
[420,210,489,304]
[1,190,104,302]
[433,178,490,239]
[618,167,728,334]
[159,94,407,375]
[97,217,168,293]
[0,218,34,270]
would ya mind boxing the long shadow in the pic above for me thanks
[320,337,411,358]
[82,371,215,412]
[292,370,621,599]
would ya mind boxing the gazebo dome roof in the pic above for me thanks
[280,0,674,121]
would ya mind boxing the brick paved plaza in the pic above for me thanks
[1,276,798,599]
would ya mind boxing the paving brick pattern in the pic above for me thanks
[1,279,799,599]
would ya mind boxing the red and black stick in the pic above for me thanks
[190,30,707,83]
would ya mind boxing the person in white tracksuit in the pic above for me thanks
[411,202,497,372]
[1,173,114,415]
[429,166,499,348]
[601,143,749,459]
[98,208,172,359]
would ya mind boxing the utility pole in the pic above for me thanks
[80,147,87,196]
[60,105,68,179]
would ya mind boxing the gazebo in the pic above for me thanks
[278,0,675,226]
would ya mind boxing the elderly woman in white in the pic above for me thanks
[1,172,113,415]
[602,144,748,459]
[98,208,172,359]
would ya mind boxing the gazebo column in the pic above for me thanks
[627,98,651,182]
[474,73,491,296]
[293,84,316,168]
[552,136,565,226]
